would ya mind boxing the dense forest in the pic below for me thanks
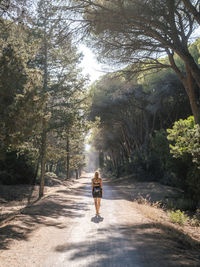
[0,0,89,197]
[1,0,200,207]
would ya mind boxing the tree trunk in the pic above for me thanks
[75,169,78,179]
[66,135,70,180]
[168,52,200,124]
[186,64,200,124]
[46,164,49,172]
[49,163,53,172]
[32,158,40,185]
[177,49,200,91]
[39,17,48,198]
[55,162,60,176]
[78,168,81,177]
[39,130,47,198]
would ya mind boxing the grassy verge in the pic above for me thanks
[132,196,200,249]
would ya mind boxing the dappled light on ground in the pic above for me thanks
[0,175,199,266]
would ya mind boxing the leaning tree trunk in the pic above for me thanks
[168,52,200,124]
[177,49,200,95]
[185,64,200,124]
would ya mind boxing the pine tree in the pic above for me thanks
[34,0,87,196]
[0,20,47,158]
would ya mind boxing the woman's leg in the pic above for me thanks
[97,198,101,214]
[94,198,98,214]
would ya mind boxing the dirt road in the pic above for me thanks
[0,174,199,267]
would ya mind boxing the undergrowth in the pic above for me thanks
[135,195,200,227]
[132,196,200,249]
[169,210,188,225]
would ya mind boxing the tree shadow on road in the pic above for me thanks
[54,222,200,267]
[0,191,88,250]
[58,180,134,202]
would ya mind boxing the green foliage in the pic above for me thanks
[26,0,90,182]
[169,210,189,225]
[0,151,35,185]
[0,5,89,184]
[88,65,191,181]
[167,116,200,166]
[167,116,200,201]
[190,38,200,65]
[191,209,200,226]
[0,21,47,153]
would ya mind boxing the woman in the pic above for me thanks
[92,171,103,215]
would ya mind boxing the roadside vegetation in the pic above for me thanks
[0,1,89,199]
[132,195,200,248]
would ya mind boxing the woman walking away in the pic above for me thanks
[92,171,103,215]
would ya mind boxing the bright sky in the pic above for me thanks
[79,45,106,84]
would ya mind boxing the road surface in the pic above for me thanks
[0,174,199,266]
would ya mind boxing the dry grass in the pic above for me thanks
[132,196,200,248]
[132,196,168,222]
[0,175,75,224]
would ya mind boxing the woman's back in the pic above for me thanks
[92,178,102,187]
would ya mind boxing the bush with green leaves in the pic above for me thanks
[167,116,200,165]
[167,116,200,202]
[169,209,189,225]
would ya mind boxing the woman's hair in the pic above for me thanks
[94,171,100,179]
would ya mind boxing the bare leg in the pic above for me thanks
[94,198,98,214]
[97,198,101,214]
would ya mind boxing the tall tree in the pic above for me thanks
[34,0,87,196]
[0,20,46,157]
[71,0,200,123]
[88,67,191,175]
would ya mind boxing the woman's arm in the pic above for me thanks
[100,178,103,195]
[91,179,94,191]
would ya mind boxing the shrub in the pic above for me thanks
[167,116,200,165]
[167,116,200,202]
[169,209,189,225]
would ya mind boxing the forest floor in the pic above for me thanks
[0,173,200,266]
[0,174,75,226]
